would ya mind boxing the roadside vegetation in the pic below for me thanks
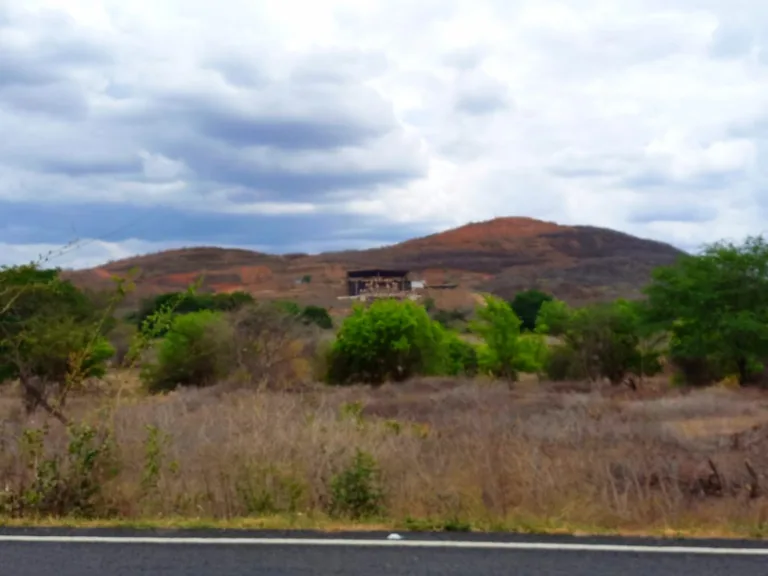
[3,235,768,537]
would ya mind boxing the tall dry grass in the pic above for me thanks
[2,377,768,534]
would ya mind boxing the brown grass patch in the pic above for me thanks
[3,377,768,536]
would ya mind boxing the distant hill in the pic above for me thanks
[65,217,685,308]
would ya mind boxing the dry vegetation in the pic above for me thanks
[3,374,768,537]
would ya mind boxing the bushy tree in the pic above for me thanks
[326,299,449,385]
[470,295,546,380]
[644,236,768,385]
[510,289,553,332]
[0,265,116,419]
[537,299,662,385]
[141,310,234,392]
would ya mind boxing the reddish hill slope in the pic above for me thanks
[66,217,685,306]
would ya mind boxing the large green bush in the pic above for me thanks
[326,299,451,385]
[141,310,234,392]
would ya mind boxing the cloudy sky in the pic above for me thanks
[1,0,767,268]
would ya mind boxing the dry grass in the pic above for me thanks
[3,376,768,537]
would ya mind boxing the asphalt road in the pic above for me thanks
[2,529,768,575]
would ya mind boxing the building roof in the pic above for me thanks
[346,269,409,278]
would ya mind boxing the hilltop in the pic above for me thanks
[65,217,685,308]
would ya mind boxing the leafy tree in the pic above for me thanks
[0,265,116,420]
[644,236,768,385]
[510,289,553,332]
[470,295,546,380]
[141,310,234,392]
[327,299,449,385]
[538,299,661,386]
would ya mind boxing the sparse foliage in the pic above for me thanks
[0,265,117,420]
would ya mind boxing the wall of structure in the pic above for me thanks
[347,276,410,296]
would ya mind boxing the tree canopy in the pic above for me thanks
[510,289,553,332]
[644,236,768,385]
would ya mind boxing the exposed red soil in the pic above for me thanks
[65,217,684,308]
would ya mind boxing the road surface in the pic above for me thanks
[2,528,768,575]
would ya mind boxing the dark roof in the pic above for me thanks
[346,269,409,279]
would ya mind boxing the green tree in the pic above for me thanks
[510,289,553,332]
[141,310,234,392]
[0,265,116,420]
[644,236,768,385]
[327,299,449,385]
[471,295,546,380]
[538,299,662,386]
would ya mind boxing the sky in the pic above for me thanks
[1,0,768,268]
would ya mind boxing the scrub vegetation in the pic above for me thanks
[3,235,768,537]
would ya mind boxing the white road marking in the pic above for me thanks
[0,535,767,555]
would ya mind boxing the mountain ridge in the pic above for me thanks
[64,217,686,308]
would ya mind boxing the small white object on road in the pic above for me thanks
[387,534,403,540]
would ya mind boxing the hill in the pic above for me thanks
[65,217,685,308]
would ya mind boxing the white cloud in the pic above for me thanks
[2,0,768,264]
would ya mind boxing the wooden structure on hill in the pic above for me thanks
[345,269,411,298]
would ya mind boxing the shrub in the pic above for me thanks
[230,303,318,387]
[2,424,117,518]
[544,343,587,381]
[141,310,233,392]
[444,333,479,376]
[300,305,333,330]
[327,299,449,385]
[329,449,384,519]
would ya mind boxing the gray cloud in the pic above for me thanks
[0,4,425,214]
[453,69,510,116]
[3,0,768,267]
[627,205,718,224]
